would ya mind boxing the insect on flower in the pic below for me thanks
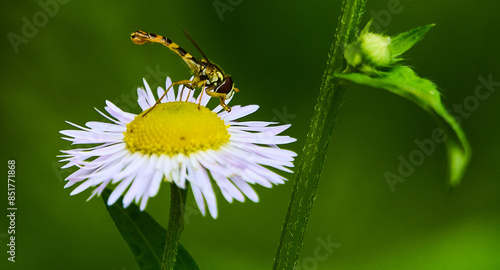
[130,30,239,114]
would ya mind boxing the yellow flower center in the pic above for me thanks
[124,102,230,156]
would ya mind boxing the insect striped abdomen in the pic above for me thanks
[130,30,200,70]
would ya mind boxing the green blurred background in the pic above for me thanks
[2,0,500,269]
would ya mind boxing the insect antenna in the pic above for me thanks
[183,30,212,63]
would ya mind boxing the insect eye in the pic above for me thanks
[131,31,151,45]
[216,77,235,98]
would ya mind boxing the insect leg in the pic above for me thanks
[196,82,207,110]
[205,88,231,112]
[142,79,194,117]
[179,84,195,102]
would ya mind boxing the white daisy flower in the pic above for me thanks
[59,78,297,218]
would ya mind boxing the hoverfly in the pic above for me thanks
[130,30,238,114]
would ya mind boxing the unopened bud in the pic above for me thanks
[360,33,392,66]
[344,32,393,73]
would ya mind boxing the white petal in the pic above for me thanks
[139,194,150,210]
[143,78,156,107]
[149,168,164,197]
[171,155,180,187]
[240,169,273,188]
[212,172,244,203]
[85,121,126,132]
[232,176,259,202]
[70,177,99,195]
[137,88,150,110]
[219,105,259,121]
[230,132,296,145]
[87,179,110,200]
[166,83,176,101]
[157,86,167,103]
[198,171,217,218]
[105,101,135,123]
[162,155,173,182]
[230,121,276,127]
[124,155,156,206]
[191,184,206,216]
[113,153,147,183]
[177,154,187,189]
[108,174,135,205]
[94,108,123,125]
[187,159,217,218]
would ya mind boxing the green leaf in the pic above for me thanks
[102,189,199,270]
[336,66,471,186]
[390,24,435,58]
[360,18,374,35]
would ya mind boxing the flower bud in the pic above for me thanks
[344,31,393,73]
[360,32,392,66]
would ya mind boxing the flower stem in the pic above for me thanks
[273,0,366,269]
[161,184,188,270]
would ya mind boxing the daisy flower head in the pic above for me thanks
[59,78,297,218]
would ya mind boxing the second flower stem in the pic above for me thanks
[273,0,366,268]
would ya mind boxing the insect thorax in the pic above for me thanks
[200,62,225,87]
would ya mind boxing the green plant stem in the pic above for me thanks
[273,0,366,269]
[161,184,188,270]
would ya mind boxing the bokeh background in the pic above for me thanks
[2,0,499,269]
